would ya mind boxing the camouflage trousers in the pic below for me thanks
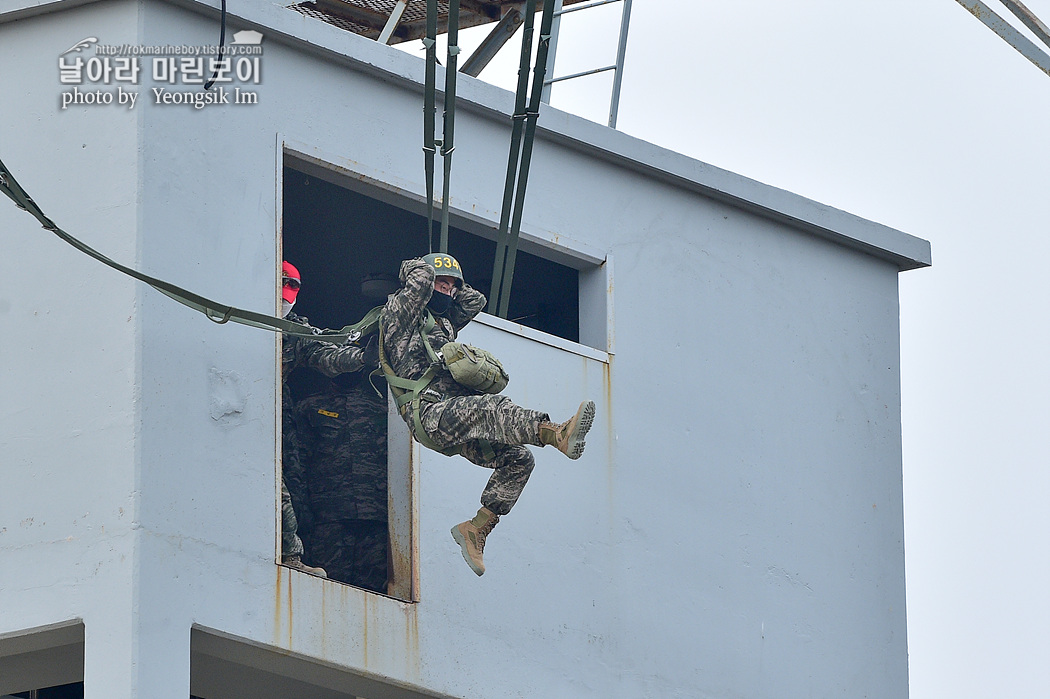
[281,479,304,559]
[418,394,549,516]
[306,520,389,594]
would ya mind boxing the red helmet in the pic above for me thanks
[282,261,301,304]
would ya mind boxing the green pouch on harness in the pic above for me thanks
[440,342,509,394]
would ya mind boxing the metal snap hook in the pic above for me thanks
[205,307,234,324]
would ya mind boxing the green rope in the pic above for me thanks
[490,0,558,319]
[489,0,538,315]
[0,156,374,344]
[438,0,462,254]
[422,0,439,252]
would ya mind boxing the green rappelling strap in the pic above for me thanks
[378,315,459,456]
[421,0,462,254]
[489,0,557,318]
[489,0,538,316]
[422,0,438,252]
[438,0,461,254]
[0,156,374,344]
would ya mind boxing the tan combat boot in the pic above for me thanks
[282,555,328,578]
[451,507,500,576]
[538,400,595,460]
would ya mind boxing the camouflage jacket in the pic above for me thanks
[380,258,487,403]
[282,312,368,526]
[292,376,388,522]
[282,311,367,383]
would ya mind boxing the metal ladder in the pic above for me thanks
[540,0,634,128]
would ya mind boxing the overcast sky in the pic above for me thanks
[435,1,1050,696]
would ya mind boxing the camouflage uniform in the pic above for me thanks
[293,374,389,592]
[381,258,550,516]
[281,311,367,560]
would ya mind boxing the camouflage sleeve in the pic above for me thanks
[397,258,434,312]
[380,258,435,378]
[447,282,486,332]
[299,339,366,378]
[383,258,431,336]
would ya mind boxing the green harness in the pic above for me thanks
[377,311,497,460]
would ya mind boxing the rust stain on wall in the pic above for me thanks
[320,579,327,658]
[286,570,294,647]
[403,600,420,679]
[602,357,616,498]
[273,564,285,647]
[271,559,426,682]
[273,565,298,649]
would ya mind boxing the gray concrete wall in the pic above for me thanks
[0,0,142,694]
[0,0,925,697]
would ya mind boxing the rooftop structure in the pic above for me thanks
[288,0,589,44]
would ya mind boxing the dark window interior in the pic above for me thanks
[12,683,84,699]
[281,165,580,346]
[10,684,201,699]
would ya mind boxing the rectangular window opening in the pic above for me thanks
[277,148,606,600]
[6,682,85,699]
